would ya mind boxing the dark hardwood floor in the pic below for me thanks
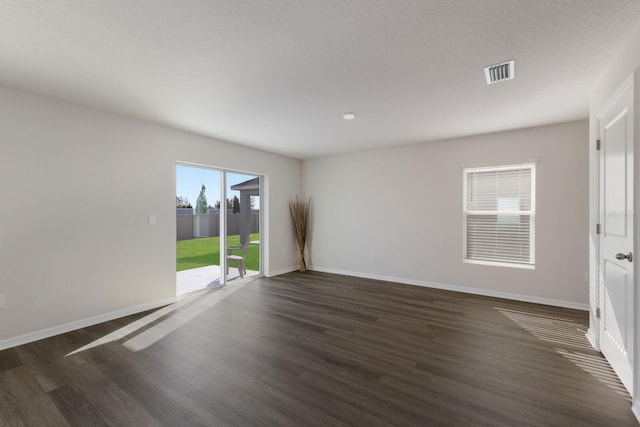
[0,271,636,426]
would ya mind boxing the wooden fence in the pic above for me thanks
[177,212,259,240]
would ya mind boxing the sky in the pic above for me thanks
[176,164,259,210]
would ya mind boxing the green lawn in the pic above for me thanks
[177,234,260,272]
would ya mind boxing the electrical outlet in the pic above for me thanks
[0,294,4,309]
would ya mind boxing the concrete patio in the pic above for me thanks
[176,264,259,296]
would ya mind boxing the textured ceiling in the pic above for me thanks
[1,1,640,159]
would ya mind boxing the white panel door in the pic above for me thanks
[599,85,634,394]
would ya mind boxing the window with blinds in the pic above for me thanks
[463,163,535,268]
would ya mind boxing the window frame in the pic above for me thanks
[462,162,536,269]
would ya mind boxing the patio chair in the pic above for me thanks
[227,234,252,253]
[226,238,251,278]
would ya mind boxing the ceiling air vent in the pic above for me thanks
[484,60,515,85]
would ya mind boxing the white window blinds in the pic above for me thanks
[463,163,535,267]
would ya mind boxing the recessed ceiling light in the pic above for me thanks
[484,60,515,85]
[342,112,356,120]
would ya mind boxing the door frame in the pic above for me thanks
[175,161,264,292]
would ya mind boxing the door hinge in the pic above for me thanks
[596,223,601,235]
[596,139,601,150]
[596,307,601,319]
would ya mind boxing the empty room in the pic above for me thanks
[3,1,640,425]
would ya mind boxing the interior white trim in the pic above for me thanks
[586,328,599,350]
[266,266,299,277]
[461,158,539,169]
[463,258,535,270]
[632,403,640,424]
[597,75,634,120]
[0,297,176,351]
[309,266,589,311]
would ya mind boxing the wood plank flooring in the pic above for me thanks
[0,271,637,426]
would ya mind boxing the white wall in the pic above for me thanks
[0,84,302,348]
[587,19,640,417]
[304,120,588,308]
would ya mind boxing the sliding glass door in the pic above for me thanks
[225,172,260,282]
[176,163,261,296]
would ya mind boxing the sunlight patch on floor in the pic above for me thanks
[66,283,248,356]
[496,307,593,350]
[495,307,630,400]
[556,348,630,401]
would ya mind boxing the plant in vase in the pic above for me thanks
[289,196,310,272]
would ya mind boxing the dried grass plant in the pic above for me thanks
[289,196,311,272]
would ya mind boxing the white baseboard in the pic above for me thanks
[266,265,299,277]
[308,266,589,311]
[632,402,640,425]
[585,328,599,351]
[0,297,177,351]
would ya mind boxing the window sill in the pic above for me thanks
[463,259,535,270]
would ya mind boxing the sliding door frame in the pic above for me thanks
[176,161,264,289]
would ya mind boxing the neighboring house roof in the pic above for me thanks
[231,177,259,192]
